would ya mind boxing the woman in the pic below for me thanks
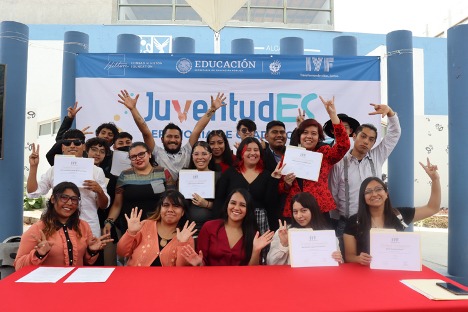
[181,189,274,266]
[116,190,196,267]
[14,182,112,270]
[267,192,342,265]
[207,130,234,173]
[104,142,175,236]
[279,96,350,223]
[186,141,222,232]
[343,158,441,265]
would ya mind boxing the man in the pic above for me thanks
[323,113,360,148]
[85,137,110,166]
[113,132,133,150]
[233,119,257,150]
[329,104,401,251]
[27,129,110,239]
[118,90,226,181]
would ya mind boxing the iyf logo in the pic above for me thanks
[139,35,172,53]
[300,152,306,157]
[309,236,317,241]
[305,57,334,72]
[269,60,281,75]
[391,238,399,243]
[176,58,192,74]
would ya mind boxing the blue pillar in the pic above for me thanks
[61,31,89,127]
[117,34,141,53]
[172,37,195,53]
[231,38,254,54]
[333,36,357,56]
[386,31,414,218]
[0,21,29,241]
[447,24,468,284]
[280,37,304,55]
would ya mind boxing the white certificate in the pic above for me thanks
[110,150,132,176]
[63,267,115,283]
[370,230,422,271]
[288,229,338,268]
[178,170,215,199]
[54,155,94,187]
[282,146,323,181]
[16,267,75,283]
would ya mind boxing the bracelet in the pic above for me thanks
[104,218,114,227]
[87,247,99,257]
[35,250,50,260]
[183,111,188,114]
[205,201,209,209]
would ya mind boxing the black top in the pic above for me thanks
[150,235,173,267]
[344,207,415,254]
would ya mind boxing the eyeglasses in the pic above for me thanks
[240,128,253,133]
[364,187,385,195]
[129,151,148,161]
[62,140,84,147]
[55,194,80,205]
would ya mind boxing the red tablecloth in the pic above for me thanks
[1,264,468,311]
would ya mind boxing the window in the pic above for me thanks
[39,119,60,136]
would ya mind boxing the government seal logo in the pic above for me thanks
[176,58,192,74]
[269,60,281,73]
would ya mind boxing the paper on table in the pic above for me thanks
[178,170,215,199]
[53,155,94,187]
[288,229,338,268]
[400,279,468,300]
[282,146,323,181]
[16,267,75,283]
[64,267,115,283]
[370,231,421,271]
[110,150,132,176]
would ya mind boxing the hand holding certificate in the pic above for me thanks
[110,150,132,176]
[282,146,323,181]
[288,229,339,267]
[54,156,94,187]
[179,170,215,199]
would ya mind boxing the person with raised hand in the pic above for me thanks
[267,192,342,265]
[14,182,112,270]
[181,189,275,266]
[116,190,195,267]
[343,158,441,265]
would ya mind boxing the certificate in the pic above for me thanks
[282,146,323,181]
[370,230,422,271]
[64,268,115,283]
[288,229,338,268]
[110,150,132,176]
[54,155,94,187]
[178,170,215,199]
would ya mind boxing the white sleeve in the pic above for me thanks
[372,113,401,164]
[266,230,290,265]
[94,166,110,208]
[26,167,54,199]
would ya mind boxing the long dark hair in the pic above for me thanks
[188,141,217,171]
[147,190,191,230]
[42,182,82,239]
[290,192,329,230]
[219,189,258,265]
[128,141,158,167]
[233,137,264,173]
[207,130,234,166]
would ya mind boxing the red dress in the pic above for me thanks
[279,122,350,217]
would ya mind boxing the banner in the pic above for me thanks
[75,53,381,148]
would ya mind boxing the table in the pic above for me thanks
[1,264,468,311]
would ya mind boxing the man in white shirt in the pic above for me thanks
[118,90,226,182]
[329,104,401,249]
[26,129,110,238]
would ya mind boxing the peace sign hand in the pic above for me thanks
[80,126,93,135]
[419,157,439,182]
[271,156,286,179]
[296,108,306,127]
[125,207,143,235]
[176,221,197,243]
[118,89,139,111]
[210,92,227,111]
[277,220,289,247]
[31,230,54,256]
[29,143,40,168]
[181,245,203,266]
[67,102,82,119]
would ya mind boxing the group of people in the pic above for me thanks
[14,91,442,270]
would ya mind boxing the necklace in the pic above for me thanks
[157,224,175,247]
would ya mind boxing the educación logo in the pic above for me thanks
[269,60,281,74]
[176,58,192,74]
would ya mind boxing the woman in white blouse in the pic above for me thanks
[266,192,342,265]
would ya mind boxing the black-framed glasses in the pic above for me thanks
[129,151,148,161]
[55,194,80,205]
[62,139,84,147]
[240,128,253,133]
[364,187,385,195]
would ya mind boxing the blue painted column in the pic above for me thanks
[231,38,254,54]
[386,31,414,220]
[0,21,29,241]
[280,37,304,55]
[447,24,468,284]
[61,31,89,127]
[333,36,357,56]
[117,34,141,53]
[172,37,195,53]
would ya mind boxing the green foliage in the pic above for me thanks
[414,215,448,229]
[23,189,44,211]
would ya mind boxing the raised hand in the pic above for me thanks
[181,245,203,266]
[177,111,186,123]
[80,126,93,136]
[358,252,372,266]
[67,102,82,119]
[233,142,240,150]
[369,103,393,118]
[118,89,139,111]
[332,251,343,263]
[271,157,286,179]
[31,230,54,256]
[278,220,289,247]
[176,220,197,243]
[88,233,113,251]
[125,207,143,235]
[210,92,227,111]
[419,157,439,182]
[259,137,266,149]
[319,95,337,116]
[29,143,40,167]
[296,108,305,127]
[253,230,275,252]
[83,180,103,194]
